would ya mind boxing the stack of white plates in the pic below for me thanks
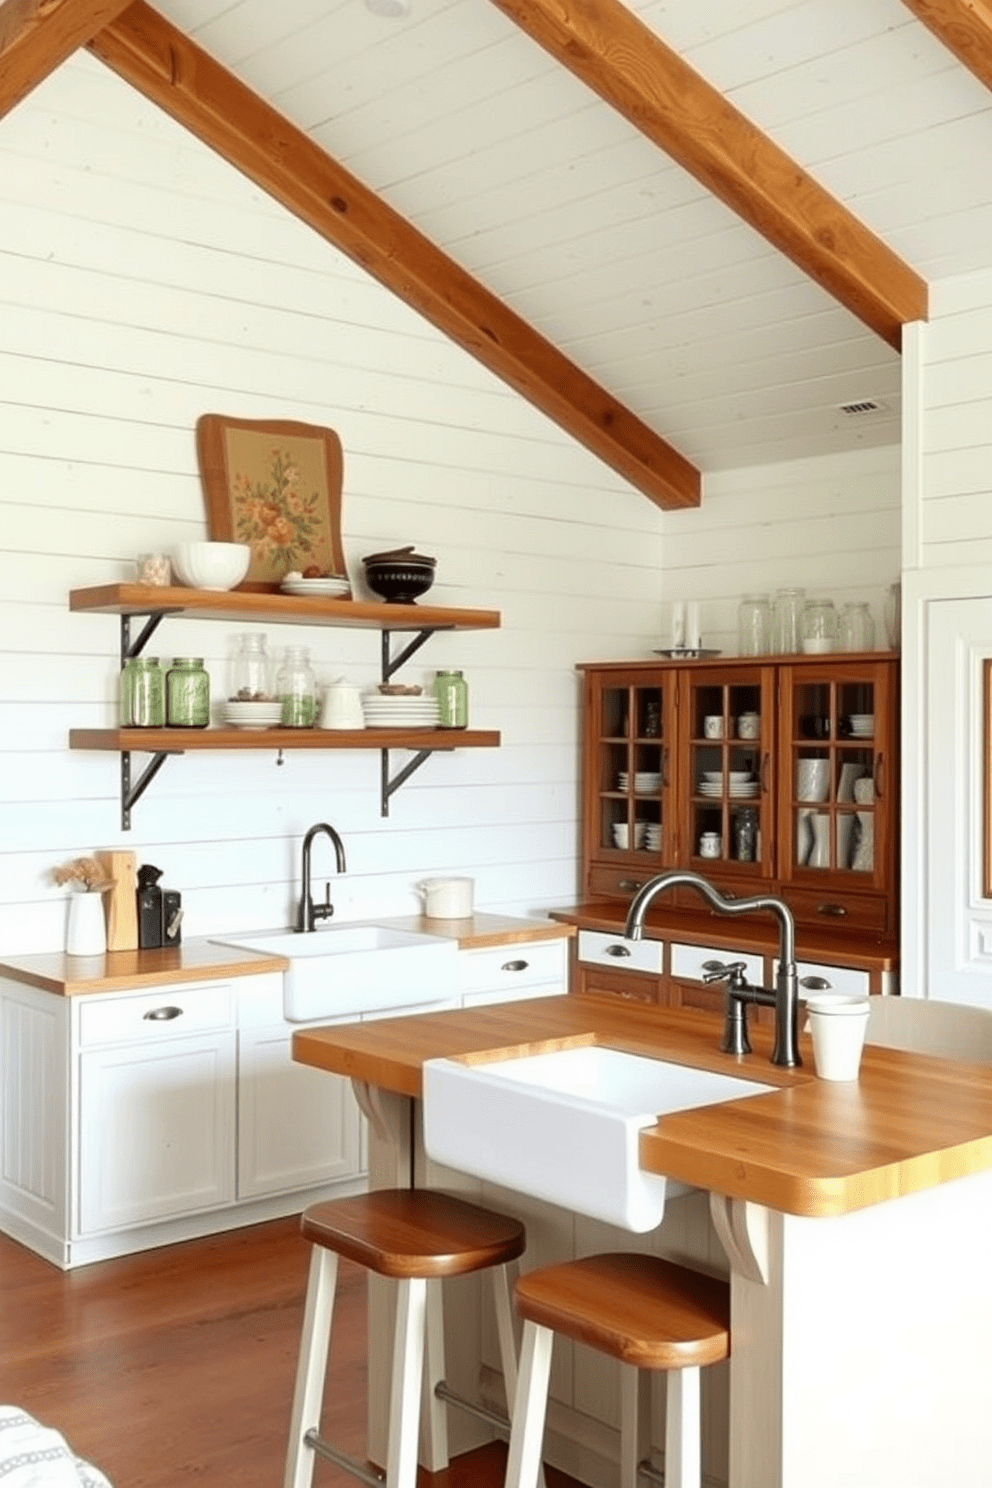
[222,700,283,730]
[644,824,662,850]
[280,575,351,599]
[361,693,440,728]
[618,771,662,793]
[848,714,874,737]
[699,780,758,798]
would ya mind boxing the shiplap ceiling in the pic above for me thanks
[9,0,992,487]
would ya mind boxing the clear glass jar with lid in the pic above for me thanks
[737,595,771,656]
[772,587,806,654]
[231,633,274,700]
[435,669,468,729]
[120,656,165,727]
[838,602,875,652]
[166,657,210,727]
[276,646,318,728]
[801,598,838,654]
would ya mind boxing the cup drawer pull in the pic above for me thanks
[604,943,632,958]
[800,975,832,991]
[143,1005,184,1022]
[618,879,643,891]
[500,959,529,973]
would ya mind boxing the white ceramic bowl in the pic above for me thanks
[172,541,251,591]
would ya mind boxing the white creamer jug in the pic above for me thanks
[418,876,474,918]
[319,679,364,730]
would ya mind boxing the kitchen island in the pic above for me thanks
[294,994,992,1488]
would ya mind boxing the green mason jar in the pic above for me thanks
[166,657,210,728]
[120,657,166,727]
[435,669,468,729]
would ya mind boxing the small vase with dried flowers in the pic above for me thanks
[51,857,112,956]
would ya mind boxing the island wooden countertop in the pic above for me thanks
[292,993,992,1219]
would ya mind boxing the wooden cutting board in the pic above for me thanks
[96,851,138,951]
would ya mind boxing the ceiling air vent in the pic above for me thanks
[837,398,887,417]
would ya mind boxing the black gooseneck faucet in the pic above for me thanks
[296,823,347,933]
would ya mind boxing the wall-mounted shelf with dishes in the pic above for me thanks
[68,584,501,827]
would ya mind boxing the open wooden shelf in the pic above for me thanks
[69,584,501,632]
[70,727,500,752]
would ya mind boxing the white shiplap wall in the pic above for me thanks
[0,54,898,958]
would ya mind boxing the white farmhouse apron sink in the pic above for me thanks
[423,1043,773,1232]
[211,924,457,1020]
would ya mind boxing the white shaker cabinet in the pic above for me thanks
[0,970,365,1269]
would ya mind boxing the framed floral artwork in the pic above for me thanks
[195,415,350,592]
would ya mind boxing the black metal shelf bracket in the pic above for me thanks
[381,627,447,682]
[121,749,180,832]
[380,746,452,818]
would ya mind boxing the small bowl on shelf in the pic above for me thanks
[172,541,251,591]
[362,546,436,605]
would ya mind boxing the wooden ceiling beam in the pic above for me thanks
[85,2,700,512]
[900,0,992,90]
[0,0,131,119]
[488,0,928,350]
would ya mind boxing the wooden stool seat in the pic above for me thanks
[515,1253,729,1370]
[285,1189,526,1488]
[301,1189,525,1278]
[506,1253,730,1488]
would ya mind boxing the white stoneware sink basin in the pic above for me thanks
[423,1044,774,1232]
[211,924,457,1021]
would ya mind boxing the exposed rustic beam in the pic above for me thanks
[900,0,992,90]
[0,0,131,118]
[86,2,700,512]
[488,0,928,350]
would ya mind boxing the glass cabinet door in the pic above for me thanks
[591,673,673,865]
[778,662,893,896]
[679,667,775,880]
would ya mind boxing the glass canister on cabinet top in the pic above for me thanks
[772,588,806,654]
[737,594,771,656]
[801,598,838,654]
[838,602,875,653]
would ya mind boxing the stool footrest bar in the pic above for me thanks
[303,1429,385,1487]
[434,1380,511,1435]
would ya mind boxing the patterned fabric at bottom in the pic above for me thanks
[0,1409,112,1487]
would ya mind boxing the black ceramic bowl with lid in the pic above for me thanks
[362,546,436,604]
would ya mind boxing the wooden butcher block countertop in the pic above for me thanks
[292,993,992,1219]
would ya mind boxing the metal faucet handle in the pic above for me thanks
[702,959,748,986]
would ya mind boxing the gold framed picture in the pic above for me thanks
[196,415,350,591]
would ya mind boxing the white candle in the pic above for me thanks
[687,601,701,650]
[670,601,686,650]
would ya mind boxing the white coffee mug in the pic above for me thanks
[699,832,721,859]
[319,680,365,730]
[738,712,760,739]
[704,715,724,739]
[418,876,474,918]
[804,995,870,1080]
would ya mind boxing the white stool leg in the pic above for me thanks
[664,1365,701,1488]
[419,1276,448,1471]
[619,1362,650,1488]
[284,1247,339,1488]
[386,1276,428,1488]
[503,1320,554,1488]
[492,1267,546,1488]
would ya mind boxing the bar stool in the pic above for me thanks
[504,1253,730,1488]
[284,1188,526,1488]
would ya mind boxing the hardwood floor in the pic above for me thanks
[0,1219,581,1486]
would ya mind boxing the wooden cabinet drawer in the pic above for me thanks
[784,888,889,936]
[458,939,567,995]
[578,928,664,975]
[78,984,234,1048]
[577,966,660,1004]
[587,864,658,900]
